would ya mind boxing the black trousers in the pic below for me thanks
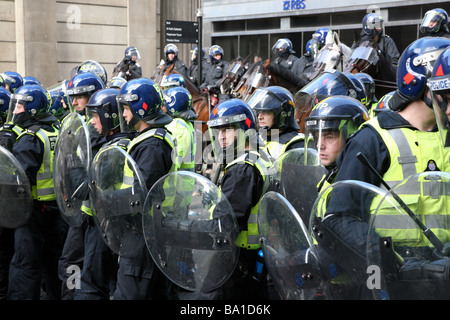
[8,202,68,300]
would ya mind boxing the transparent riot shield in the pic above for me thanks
[258,191,328,300]
[0,145,32,228]
[266,148,325,227]
[90,145,147,258]
[143,171,240,293]
[367,172,450,300]
[309,179,390,300]
[53,112,91,227]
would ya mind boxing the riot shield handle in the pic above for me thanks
[356,152,447,256]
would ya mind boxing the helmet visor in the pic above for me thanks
[297,72,350,103]
[305,117,350,166]
[420,11,445,34]
[6,94,32,124]
[116,93,138,133]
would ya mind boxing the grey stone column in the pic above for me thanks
[15,0,57,87]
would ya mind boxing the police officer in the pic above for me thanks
[74,88,134,300]
[49,89,70,123]
[311,28,353,73]
[202,99,272,299]
[57,71,104,299]
[420,8,450,38]
[320,37,450,298]
[248,86,305,160]
[114,77,178,300]
[112,47,142,81]
[163,86,197,172]
[108,76,127,90]
[357,13,400,69]
[0,86,14,300]
[7,85,68,300]
[163,44,188,77]
[304,95,369,192]
[297,39,315,81]
[428,46,450,144]
[200,45,231,104]
[23,76,42,87]
[354,72,378,112]
[160,73,187,91]
[187,46,210,87]
[271,38,301,75]
[1,71,23,93]
[65,72,105,116]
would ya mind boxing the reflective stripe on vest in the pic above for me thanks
[225,151,271,250]
[265,133,305,160]
[364,118,450,247]
[19,127,58,201]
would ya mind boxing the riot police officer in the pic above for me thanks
[112,47,142,81]
[200,45,231,104]
[66,72,105,116]
[248,86,305,160]
[0,86,13,299]
[187,46,210,87]
[357,13,400,68]
[163,86,198,172]
[304,95,369,192]
[163,44,188,77]
[271,38,303,77]
[7,85,68,300]
[114,77,178,300]
[203,99,272,299]
[420,8,450,38]
[57,71,104,299]
[297,39,315,81]
[320,37,450,299]
[73,88,134,300]
[1,71,23,93]
[160,73,187,91]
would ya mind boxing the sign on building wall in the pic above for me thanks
[165,20,199,44]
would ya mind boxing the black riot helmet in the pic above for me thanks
[248,86,300,131]
[305,95,369,153]
[86,88,121,136]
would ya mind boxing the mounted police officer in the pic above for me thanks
[248,86,305,160]
[7,85,68,300]
[420,8,450,38]
[162,44,188,77]
[356,13,400,69]
[113,77,178,300]
[202,99,272,299]
[187,46,210,87]
[297,39,315,81]
[112,47,142,81]
[200,45,231,105]
[271,38,302,77]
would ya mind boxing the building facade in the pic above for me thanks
[0,0,201,88]
[203,0,450,62]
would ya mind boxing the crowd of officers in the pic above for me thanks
[0,9,449,301]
